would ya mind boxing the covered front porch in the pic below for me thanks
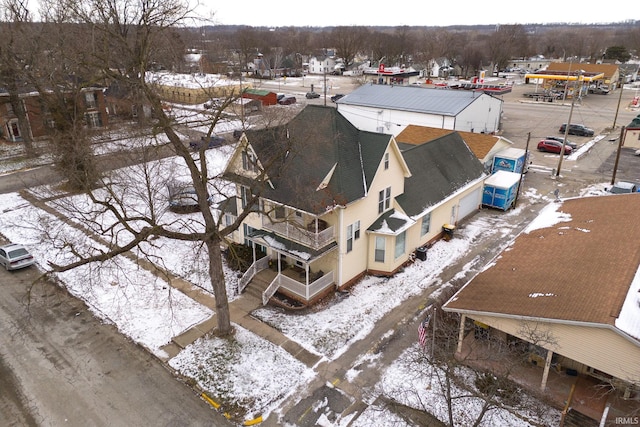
[455,320,639,425]
[238,230,338,306]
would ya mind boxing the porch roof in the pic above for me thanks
[367,209,413,234]
[443,194,640,341]
[247,229,337,263]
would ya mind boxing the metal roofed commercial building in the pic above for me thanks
[335,83,503,136]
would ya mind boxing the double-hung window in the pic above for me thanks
[378,187,391,213]
[242,151,257,172]
[240,186,252,209]
[346,220,360,253]
[395,231,406,259]
[421,213,431,236]
[375,236,385,262]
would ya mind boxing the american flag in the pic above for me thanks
[418,314,431,348]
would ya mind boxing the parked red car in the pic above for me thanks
[278,96,297,105]
[537,139,573,155]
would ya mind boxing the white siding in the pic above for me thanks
[470,315,640,384]
[337,95,502,136]
[455,95,502,134]
[337,104,455,136]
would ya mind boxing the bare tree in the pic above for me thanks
[330,26,369,69]
[378,289,557,427]
[487,25,529,72]
[30,0,298,337]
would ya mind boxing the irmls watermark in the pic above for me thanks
[616,417,640,425]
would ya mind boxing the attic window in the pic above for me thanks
[242,151,257,172]
[384,153,389,170]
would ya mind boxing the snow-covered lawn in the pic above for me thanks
[0,192,212,355]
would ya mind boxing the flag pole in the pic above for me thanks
[429,307,437,386]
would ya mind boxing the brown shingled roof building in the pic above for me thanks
[395,125,512,165]
[443,193,640,421]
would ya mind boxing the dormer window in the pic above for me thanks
[242,151,257,172]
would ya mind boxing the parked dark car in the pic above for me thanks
[0,243,35,271]
[331,94,345,102]
[537,139,573,155]
[305,91,320,99]
[545,136,577,150]
[189,135,225,151]
[559,123,594,137]
[278,96,297,105]
[203,99,222,109]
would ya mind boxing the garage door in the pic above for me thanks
[458,188,481,221]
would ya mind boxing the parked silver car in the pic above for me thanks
[0,243,35,270]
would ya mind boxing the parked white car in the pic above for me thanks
[0,243,35,270]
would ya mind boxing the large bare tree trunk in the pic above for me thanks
[206,238,232,336]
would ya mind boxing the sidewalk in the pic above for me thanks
[18,187,322,368]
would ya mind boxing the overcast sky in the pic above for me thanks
[197,1,637,28]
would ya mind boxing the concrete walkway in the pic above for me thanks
[18,188,322,368]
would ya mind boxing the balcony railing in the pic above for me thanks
[261,217,335,250]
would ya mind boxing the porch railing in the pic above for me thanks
[262,275,284,305]
[263,270,334,305]
[238,256,270,294]
[261,218,335,250]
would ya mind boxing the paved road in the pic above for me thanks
[0,260,231,426]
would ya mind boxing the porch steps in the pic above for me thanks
[563,409,598,427]
[242,270,274,301]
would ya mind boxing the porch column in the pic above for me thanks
[252,244,256,263]
[540,349,554,391]
[456,315,466,353]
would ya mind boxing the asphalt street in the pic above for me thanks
[0,247,232,426]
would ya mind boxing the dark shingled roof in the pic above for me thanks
[240,105,391,214]
[396,133,485,217]
[444,194,640,327]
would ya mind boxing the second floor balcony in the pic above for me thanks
[261,216,335,250]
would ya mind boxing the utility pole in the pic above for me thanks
[513,132,531,208]
[611,126,626,185]
[556,71,582,177]
[237,51,245,127]
[612,74,625,130]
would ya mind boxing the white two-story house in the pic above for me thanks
[222,105,486,305]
